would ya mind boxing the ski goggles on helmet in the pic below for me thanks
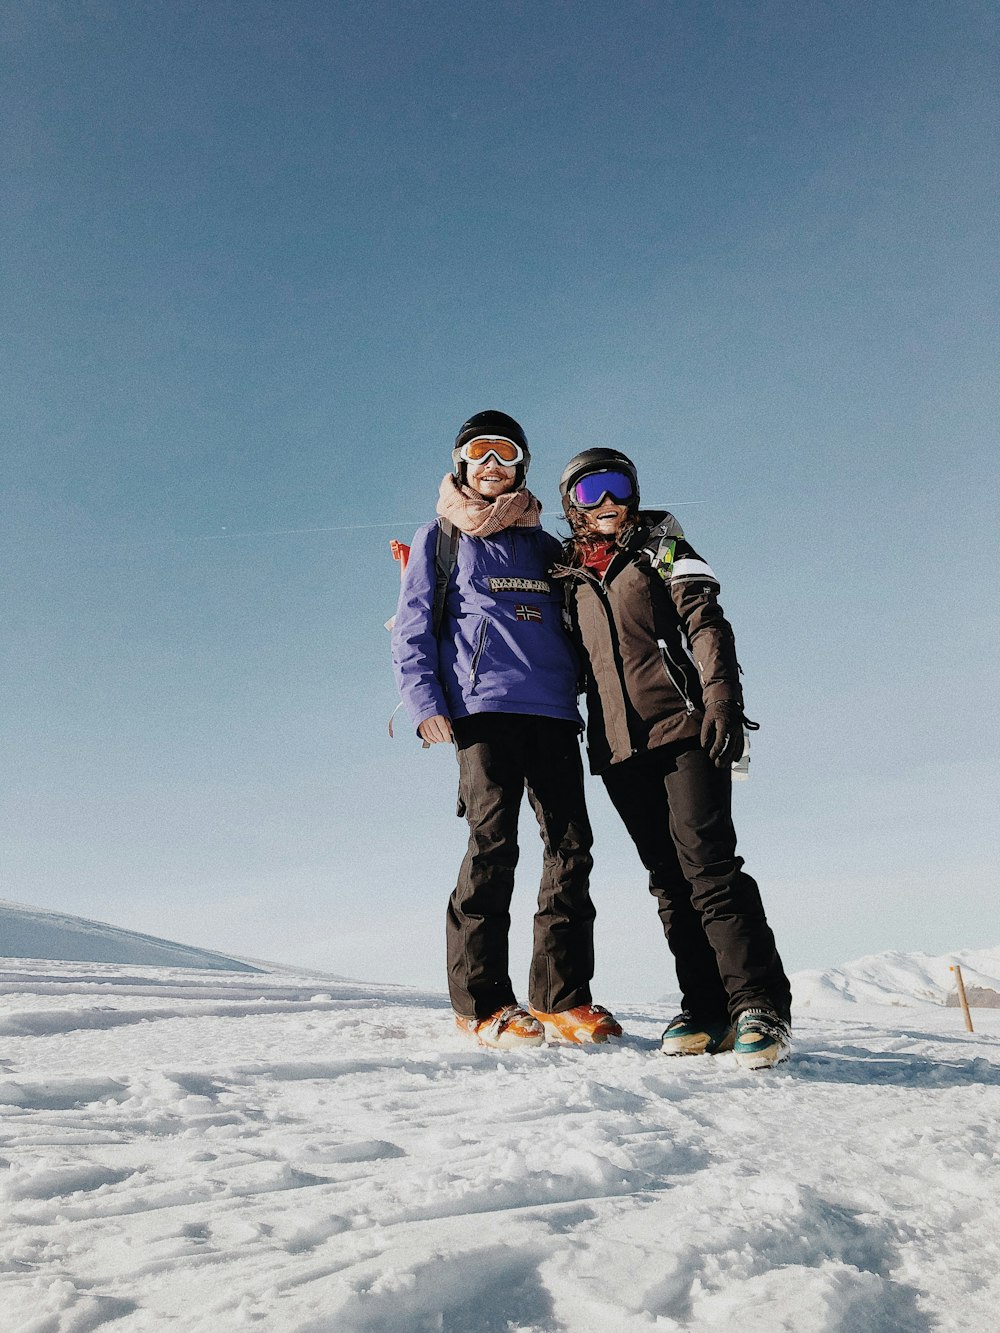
[457,436,526,467]
[569,469,636,508]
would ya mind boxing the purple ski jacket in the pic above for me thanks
[391,519,582,733]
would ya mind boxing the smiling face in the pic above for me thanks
[579,497,630,538]
[465,458,517,498]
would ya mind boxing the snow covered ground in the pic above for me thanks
[2,955,999,1331]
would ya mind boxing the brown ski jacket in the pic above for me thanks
[553,511,744,775]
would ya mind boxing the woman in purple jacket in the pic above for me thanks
[391,411,621,1049]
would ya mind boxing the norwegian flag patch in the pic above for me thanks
[515,604,543,622]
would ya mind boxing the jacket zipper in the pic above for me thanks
[571,569,643,756]
[657,637,696,714]
[469,619,489,685]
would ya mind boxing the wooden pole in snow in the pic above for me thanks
[950,964,974,1033]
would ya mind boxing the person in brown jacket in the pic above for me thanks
[554,448,792,1069]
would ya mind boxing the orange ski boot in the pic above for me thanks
[529,1003,623,1045]
[454,1004,545,1049]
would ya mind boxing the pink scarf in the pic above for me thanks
[436,474,543,537]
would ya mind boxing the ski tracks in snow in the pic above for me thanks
[1,961,999,1331]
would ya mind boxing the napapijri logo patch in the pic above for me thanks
[488,577,551,593]
[515,604,543,622]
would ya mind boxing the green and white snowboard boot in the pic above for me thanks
[660,1011,735,1056]
[733,1008,791,1070]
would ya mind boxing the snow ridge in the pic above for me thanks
[792,946,1000,1009]
[0,898,260,972]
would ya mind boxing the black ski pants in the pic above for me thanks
[448,713,596,1019]
[601,740,791,1023]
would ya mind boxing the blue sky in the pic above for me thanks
[3,1,998,998]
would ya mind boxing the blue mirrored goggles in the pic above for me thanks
[570,469,636,509]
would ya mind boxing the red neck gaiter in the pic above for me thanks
[581,540,617,577]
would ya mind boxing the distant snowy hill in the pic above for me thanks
[792,946,1000,1009]
[0,899,261,972]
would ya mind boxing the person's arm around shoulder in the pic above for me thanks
[551,543,588,695]
[390,522,453,743]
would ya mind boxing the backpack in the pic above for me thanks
[386,519,461,740]
[386,518,460,636]
[431,518,460,636]
[639,512,685,584]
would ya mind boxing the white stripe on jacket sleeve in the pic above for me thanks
[671,557,718,582]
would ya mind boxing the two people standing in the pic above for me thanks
[391,412,791,1068]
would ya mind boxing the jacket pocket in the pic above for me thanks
[469,618,489,687]
[656,638,696,715]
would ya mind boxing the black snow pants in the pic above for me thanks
[601,740,791,1023]
[448,712,596,1019]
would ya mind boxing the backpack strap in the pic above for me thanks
[640,512,685,584]
[432,518,461,635]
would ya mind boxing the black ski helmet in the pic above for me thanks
[453,410,530,490]
[559,448,640,519]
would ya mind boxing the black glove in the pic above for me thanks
[700,700,744,768]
